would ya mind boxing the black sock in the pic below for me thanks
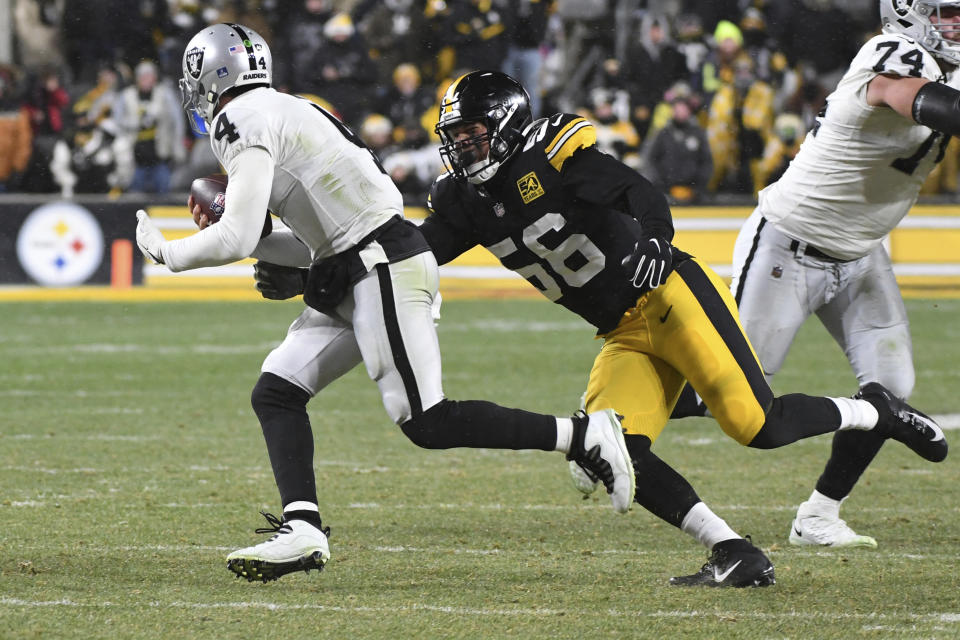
[565,413,589,459]
[401,399,558,450]
[283,509,326,530]
[748,394,841,449]
[251,373,318,506]
[814,429,886,500]
[670,383,707,418]
[627,435,701,528]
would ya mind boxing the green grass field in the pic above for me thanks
[1,298,959,639]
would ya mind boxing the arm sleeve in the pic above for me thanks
[418,215,477,266]
[560,146,674,240]
[911,80,960,137]
[251,223,313,267]
[161,146,274,272]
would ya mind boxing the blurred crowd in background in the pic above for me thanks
[1,0,957,207]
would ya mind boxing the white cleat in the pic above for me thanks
[569,459,600,495]
[788,503,877,548]
[227,512,331,582]
[568,409,635,513]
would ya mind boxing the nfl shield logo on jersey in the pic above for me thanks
[493,202,505,217]
[186,47,204,79]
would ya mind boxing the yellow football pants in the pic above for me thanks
[584,257,773,445]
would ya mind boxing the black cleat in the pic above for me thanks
[670,537,776,588]
[856,382,948,463]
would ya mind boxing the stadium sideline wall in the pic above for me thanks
[0,196,958,300]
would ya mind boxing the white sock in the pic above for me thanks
[680,501,740,550]
[831,397,879,431]
[554,417,574,453]
[801,489,842,517]
[284,501,319,515]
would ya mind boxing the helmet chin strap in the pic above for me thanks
[466,159,500,184]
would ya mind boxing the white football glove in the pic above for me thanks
[135,209,165,264]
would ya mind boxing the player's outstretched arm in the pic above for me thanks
[160,147,274,271]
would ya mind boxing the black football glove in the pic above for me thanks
[622,234,673,293]
[253,260,308,300]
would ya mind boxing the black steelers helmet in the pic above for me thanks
[435,70,532,184]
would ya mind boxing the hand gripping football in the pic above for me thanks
[189,173,229,224]
[190,172,274,237]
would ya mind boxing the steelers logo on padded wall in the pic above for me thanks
[16,202,104,286]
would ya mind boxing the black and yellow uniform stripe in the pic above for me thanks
[545,117,595,171]
[585,257,771,445]
[439,74,469,117]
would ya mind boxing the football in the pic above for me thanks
[189,173,229,224]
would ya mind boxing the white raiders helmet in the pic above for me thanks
[180,23,272,135]
[880,1,960,65]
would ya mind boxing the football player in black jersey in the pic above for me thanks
[419,71,946,587]
[253,71,946,587]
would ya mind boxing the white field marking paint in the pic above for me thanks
[5,493,951,515]
[88,408,144,415]
[4,542,958,563]
[2,433,209,442]
[344,502,960,514]
[1,466,101,474]
[934,413,960,430]
[0,597,958,624]
[10,342,281,355]
[440,319,588,332]
[0,389,161,397]
[8,544,233,553]
[159,503,221,508]
[374,546,502,555]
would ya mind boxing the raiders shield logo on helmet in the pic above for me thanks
[186,47,204,79]
[891,0,913,18]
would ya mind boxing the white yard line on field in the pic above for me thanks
[4,542,957,562]
[0,596,957,626]
[4,496,958,515]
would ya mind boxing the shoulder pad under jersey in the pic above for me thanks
[855,33,942,81]
[523,113,597,172]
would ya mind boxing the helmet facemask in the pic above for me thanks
[437,101,523,184]
[179,76,218,136]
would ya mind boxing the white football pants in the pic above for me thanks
[730,208,914,398]
[261,251,445,424]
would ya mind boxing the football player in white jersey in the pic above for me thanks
[729,1,960,547]
[134,23,637,582]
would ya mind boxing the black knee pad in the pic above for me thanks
[399,400,451,449]
[251,372,311,417]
